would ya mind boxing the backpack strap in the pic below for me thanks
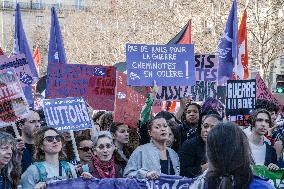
[33,162,48,182]
[60,161,73,179]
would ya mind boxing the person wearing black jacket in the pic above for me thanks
[249,109,279,171]
[180,103,201,145]
[179,114,222,178]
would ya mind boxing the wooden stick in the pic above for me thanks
[69,130,80,163]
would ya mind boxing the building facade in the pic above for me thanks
[0,0,86,69]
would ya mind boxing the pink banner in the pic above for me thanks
[256,73,283,110]
[86,67,116,111]
[46,64,116,111]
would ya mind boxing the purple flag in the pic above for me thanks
[13,4,39,108]
[217,0,238,85]
[48,7,67,64]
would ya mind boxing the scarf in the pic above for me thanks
[93,156,116,178]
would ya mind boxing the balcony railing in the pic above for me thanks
[1,1,86,11]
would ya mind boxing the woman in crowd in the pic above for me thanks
[0,132,21,189]
[99,112,113,131]
[82,131,122,178]
[92,111,105,125]
[180,103,201,144]
[166,120,181,152]
[189,122,274,189]
[179,114,222,178]
[124,116,180,179]
[140,111,182,146]
[75,136,93,165]
[110,122,133,172]
[21,127,77,189]
[155,111,182,152]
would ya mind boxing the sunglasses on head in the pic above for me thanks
[44,135,62,143]
[79,146,93,152]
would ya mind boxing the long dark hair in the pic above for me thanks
[206,122,253,189]
[166,120,181,152]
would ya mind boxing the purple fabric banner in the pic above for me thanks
[48,7,67,65]
[46,175,195,189]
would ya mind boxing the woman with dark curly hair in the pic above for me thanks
[0,132,21,189]
[98,112,113,131]
[180,103,201,144]
[92,111,105,129]
[21,127,77,189]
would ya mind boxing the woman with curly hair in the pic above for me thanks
[21,127,77,189]
[98,112,113,131]
[0,132,21,189]
[180,102,201,144]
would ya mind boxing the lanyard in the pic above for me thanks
[166,150,171,175]
[59,161,62,176]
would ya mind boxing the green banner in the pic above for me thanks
[252,165,284,188]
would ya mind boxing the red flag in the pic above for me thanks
[0,47,4,55]
[178,20,192,44]
[234,9,249,79]
[33,47,40,71]
[168,20,192,44]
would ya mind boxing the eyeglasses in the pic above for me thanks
[96,143,113,151]
[44,135,62,143]
[79,147,93,152]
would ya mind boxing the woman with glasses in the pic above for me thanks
[0,132,21,189]
[124,116,180,179]
[81,131,122,178]
[21,127,77,189]
[76,136,93,165]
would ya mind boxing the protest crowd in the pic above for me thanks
[2,94,284,189]
[1,1,284,189]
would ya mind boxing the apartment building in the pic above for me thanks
[0,0,85,52]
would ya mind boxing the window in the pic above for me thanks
[76,0,84,10]
[36,16,43,26]
[58,17,65,31]
[33,0,43,9]
[56,0,62,9]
